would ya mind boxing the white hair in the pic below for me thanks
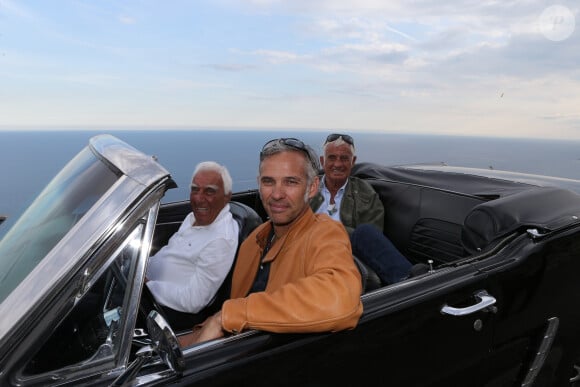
[192,161,233,194]
[322,136,356,156]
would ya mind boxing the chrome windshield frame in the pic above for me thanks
[0,135,172,348]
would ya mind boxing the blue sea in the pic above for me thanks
[2,129,580,232]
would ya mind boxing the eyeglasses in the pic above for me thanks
[325,133,354,146]
[261,138,319,170]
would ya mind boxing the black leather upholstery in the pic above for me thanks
[207,201,263,311]
[230,201,264,245]
[353,255,381,292]
[462,186,580,254]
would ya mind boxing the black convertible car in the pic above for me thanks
[1,134,580,386]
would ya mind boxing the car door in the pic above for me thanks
[262,232,580,387]
[260,265,500,387]
[145,262,495,387]
[287,232,580,387]
[487,226,580,387]
[133,253,495,386]
[162,232,580,386]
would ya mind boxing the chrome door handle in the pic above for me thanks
[441,290,497,316]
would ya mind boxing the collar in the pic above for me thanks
[255,207,315,263]
[321,175,348,194]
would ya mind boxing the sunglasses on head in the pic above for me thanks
[261,138,318,170]
[325,133,354,146]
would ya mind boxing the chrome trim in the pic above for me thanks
[5,185,168,385]
[571,364,580,383]
[526,228,544,239]
[89,134,170,187]
[440,290,497,316]
[0,136,171,347]
[521,317,559,387]
[116,200,162,370]
[0,177,142,341]
[180,329,263,356]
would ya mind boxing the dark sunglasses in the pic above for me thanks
[325,133,354,146]
[261,138,318,170]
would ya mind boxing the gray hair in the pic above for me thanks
[322,136,356,157]
[192,161,233,194]
[259,139,319,186]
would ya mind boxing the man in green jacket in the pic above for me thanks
[310,133,411,285]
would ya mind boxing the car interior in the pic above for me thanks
[147,165,580,335]
[148,178,483,332]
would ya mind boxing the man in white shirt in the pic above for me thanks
[146,161,239,324]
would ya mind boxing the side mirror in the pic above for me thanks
[146,310,185,373]
[111,311,184,386]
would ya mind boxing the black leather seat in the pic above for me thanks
[206,201,263,311]
[353,255,381,293]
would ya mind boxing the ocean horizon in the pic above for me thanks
[2,129,580,235]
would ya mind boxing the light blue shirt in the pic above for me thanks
[315,176,347,222]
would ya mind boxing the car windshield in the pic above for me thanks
[0,147,118,304]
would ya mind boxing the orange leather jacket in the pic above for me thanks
[221,208,363,334]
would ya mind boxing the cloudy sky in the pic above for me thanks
[0,0,578,139]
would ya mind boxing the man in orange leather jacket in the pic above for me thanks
[180,138,363,345]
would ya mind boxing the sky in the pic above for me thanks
[0,0,579,139]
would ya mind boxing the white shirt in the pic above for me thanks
[315,176,347,222]
[146,204,239,313]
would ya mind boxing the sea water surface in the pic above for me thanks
[1,129,580,235]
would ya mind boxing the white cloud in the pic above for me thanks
[252,49,306,64]
[2,0,579,139]
[118,15,136,25]
[0,0,33,19]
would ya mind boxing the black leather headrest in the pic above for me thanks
[462,187,580,254]
[230,201,263,243]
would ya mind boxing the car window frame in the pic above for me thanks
[9,197,162,386]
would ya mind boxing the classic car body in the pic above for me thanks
[1,134,580,386]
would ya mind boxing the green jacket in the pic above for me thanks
[310,176,385,235]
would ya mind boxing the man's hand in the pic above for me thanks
[195,311,225,342]
[178,311,225,348]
